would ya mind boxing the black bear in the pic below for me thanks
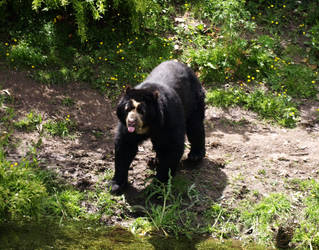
[109,60,205,193]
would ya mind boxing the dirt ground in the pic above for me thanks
[1,68,319,219]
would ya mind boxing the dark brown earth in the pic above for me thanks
[1,68,319,227]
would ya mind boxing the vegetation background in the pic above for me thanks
[0,0,319,249]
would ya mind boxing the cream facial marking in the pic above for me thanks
[125,99,148,134]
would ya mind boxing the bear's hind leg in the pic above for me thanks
[186,114,205,162]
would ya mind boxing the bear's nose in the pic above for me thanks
[127,117,136,126]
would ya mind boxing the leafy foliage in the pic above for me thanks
[206,87,299,128]
[31,0,158,42]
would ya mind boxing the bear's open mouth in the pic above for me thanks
[127,126,135,133]
[127,121,136,133]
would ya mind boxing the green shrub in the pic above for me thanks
[197,0,254,36]
[206,87,299,128]
[309,23,319,57]
[32,0,160,42]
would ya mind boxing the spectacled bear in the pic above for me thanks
[109,60,205,193]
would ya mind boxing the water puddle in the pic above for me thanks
[0,221,265,249]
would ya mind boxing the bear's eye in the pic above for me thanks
[136,104,145,114]
[125,102,133,111]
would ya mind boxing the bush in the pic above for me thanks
[206,87,299,128]
[32,0,160,42]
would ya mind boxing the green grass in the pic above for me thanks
[206,87,299,128]
[0,149,87,221]
[133,174,201,238]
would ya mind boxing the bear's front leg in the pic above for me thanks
[155,149,183,182]
[153,136,184,182]
[109,126,139,193]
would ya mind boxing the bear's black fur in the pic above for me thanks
[110,60,205,193]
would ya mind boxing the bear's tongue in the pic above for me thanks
[128,126,135,133]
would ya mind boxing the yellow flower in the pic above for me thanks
[10,164,13,168]
[247,75,251,78]
[5,42,9,46]
[247,79,251,83]
[100,41,103,45]
[271,21,274,24]
[225,76,229,79]
[252,16,255,20]
[6,53,9,56]
[271,4,274,8]
[312,81,316,84]
[104,58,108,61]
[275,21,279,25]
[283,5,286,8]
[98,57,102,60]
[256,69,260,73]
[121,57,125,60]
[31,65,35,69]
[251,77,255,80]
[14,162,18,166]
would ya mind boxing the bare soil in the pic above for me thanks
[1,68,319,223]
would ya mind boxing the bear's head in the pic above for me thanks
[117,87,160,134]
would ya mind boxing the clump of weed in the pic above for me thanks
[14,112,42,132]
[293,181,319,249]
[240,193,292,245]
[43,115,76,137]
[204,203,239,239]
[133,174,200,238]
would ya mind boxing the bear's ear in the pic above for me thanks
[125,85,132,94]
[153,90,160,100]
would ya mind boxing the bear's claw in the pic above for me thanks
[108,180,127,194]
